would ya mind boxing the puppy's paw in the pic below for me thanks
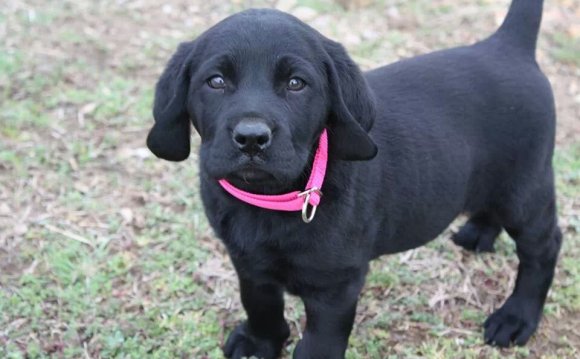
[452,220,498,253]
[293,339,336,359]
[484,298,540,347]
[224,322,288,359]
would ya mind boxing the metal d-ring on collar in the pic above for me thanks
[297,187,322,223]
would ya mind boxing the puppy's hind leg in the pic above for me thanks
[483,186,562,347]
[452,212,502,253]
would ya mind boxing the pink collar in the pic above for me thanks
[218,129,328,223]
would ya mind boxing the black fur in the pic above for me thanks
[147,0,562,357]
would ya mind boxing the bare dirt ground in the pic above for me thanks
[0,0,579,358]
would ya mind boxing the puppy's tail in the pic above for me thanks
[493,0,544,58]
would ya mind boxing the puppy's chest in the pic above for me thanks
[221,213,308,268]
[218,211,349,291]
[227,241,349,295]
[225,236,312,292]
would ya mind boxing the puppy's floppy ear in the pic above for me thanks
[324,40,378,161]
[147,41,196,161]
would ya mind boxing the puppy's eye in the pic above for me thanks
[287,77,306,91]
[207,76,226,89]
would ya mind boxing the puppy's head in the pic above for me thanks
[147,9,377,191]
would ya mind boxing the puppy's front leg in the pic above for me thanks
[224,278,290,359]
[293,273,366,359]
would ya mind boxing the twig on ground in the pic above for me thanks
[41,223,95,249]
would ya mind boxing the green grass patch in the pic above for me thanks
[0,99,51,132]
[550,32,580,67]
[0,49,23,87]
[554,144,580,197]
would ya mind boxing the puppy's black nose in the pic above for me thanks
[232,119,272,155]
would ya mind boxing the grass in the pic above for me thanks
[550,32,580,67]
[0,0,578,358]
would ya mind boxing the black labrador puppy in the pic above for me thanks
[146,0,562,357]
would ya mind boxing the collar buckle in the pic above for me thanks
[297,187,322,223]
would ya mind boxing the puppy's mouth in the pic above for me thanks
[226,167,277,185]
